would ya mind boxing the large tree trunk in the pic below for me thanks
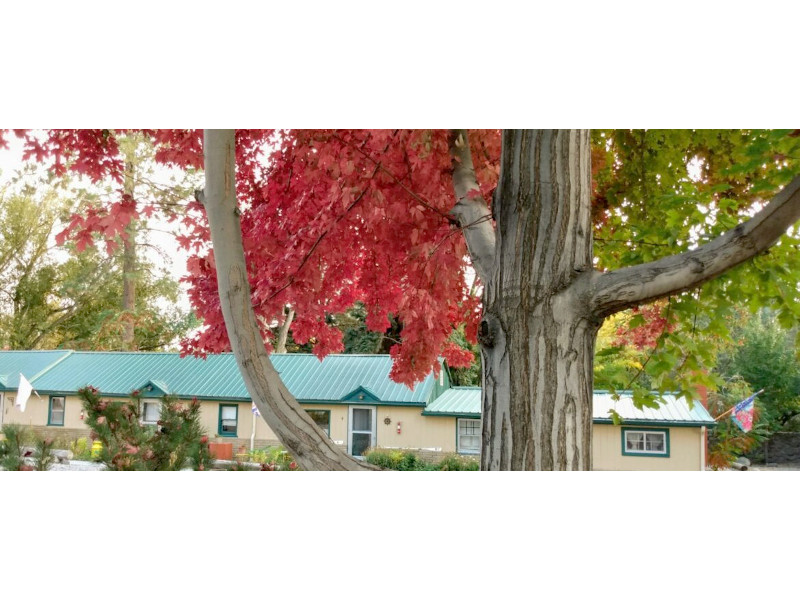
[480,130,597,470]
[449,129,800,471]
[202,130,375,470]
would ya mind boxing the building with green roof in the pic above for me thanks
[0,350,715,469]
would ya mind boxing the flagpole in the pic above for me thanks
[250,402,257,452]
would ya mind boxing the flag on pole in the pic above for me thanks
[15,373,34,412]
[251,401,260,417]
[731,390,762,433]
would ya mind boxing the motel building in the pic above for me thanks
[0,350,715,470]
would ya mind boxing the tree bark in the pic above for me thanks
[478,130,597,470]
[450,130,800,470]
[121,158,137,350]
[274,307,295,353]
[202,129,375,470]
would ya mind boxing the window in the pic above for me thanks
[141,401,161,425]
[48,396,65,426]
[457,418,481,454]
[622,428,669,457]
[306,410,331,437]
[219,404,238,437]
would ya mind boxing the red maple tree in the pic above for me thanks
[2,129,496,384]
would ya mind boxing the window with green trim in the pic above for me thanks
[306,409,330,437]
[48,396,65,426]
[219,404,238,437]
[622,428,669,457]
[457,418,481,454]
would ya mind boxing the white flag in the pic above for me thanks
[15,373,33,412]
[251,401,260,417]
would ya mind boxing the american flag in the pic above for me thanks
[731,390,762,433]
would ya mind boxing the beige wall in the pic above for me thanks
[2,393,88,432]
[375,407,459,452]
[1,392,705,469]
[592,424,703,471]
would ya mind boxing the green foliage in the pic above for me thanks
[592,129,800,404]
[339,302,386,354]
[252,446,299,471]
[0,187,194,351]
[33,436,57,471]
[80,386,214,471]
[0,424,28,471]
[447,326,481,386]
[364,448,479,471]
[69,437,92,461]
[0,424,57,471]
[715,309,800,432]
[706,376,770,469]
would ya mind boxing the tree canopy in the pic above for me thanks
[5,128,800,470]
[5,129,799,391]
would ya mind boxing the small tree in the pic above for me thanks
[80,386,214,471]
[0,424,56,471]
[0,424,28,471]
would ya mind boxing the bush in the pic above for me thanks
[80,386,215,471]
[251,446,299,471]
[364,448,479,471]
[0,424,28,471]
[69,437,92,461]
[0,424,59,471]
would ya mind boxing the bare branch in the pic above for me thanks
[449,129,496,284]
[591,175,800,317]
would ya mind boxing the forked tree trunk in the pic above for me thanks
[480,130,597,470]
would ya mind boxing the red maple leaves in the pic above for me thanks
[10,129,500,385]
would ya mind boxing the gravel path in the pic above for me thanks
[49,460,106,471]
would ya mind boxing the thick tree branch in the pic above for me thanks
[591,175,800,317]
[449,129,496,284]
[203,129,375,470]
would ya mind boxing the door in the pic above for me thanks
[348,406,377,457]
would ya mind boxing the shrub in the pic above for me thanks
[79,386,214,471]
[69,437,92,461]
[0,424,60,471]
[437,454,480,471]
[364,448,479,471]
[0,424,29,471]
[33,437,57,471]
[258,446,299,471]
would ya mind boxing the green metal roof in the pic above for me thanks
[0,350,73,390]
[271,354,436,404]
[592,392,716,426]
[424,387,716,426]
[422,386,481,416]
[19,351,435,405]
